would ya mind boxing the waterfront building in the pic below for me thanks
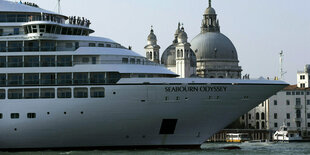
[268,65,310,137]
[240,65,310,138]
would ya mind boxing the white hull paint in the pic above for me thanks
[0,81,286,149]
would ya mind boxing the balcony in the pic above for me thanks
[294,118,302,122]
[295,105,302,109]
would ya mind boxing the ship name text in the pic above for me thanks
[165,86,227,93]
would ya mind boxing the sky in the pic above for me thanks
[15,0,310,84]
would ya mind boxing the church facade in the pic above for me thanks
[145,0,242,79]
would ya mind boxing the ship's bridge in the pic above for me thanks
[0,0,94,36]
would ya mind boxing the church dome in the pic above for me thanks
[147,29,157,45]
[191,32,238,61]
[177,30,188,43]
[147,31,157,41]
[204,7,216,15]
[161,45,197,67]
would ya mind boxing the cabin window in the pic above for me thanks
[0,29,3,36]
[287,122,290,127]
[24,41,39,51]
[41,73,56,85]
[57,73,72,85]
[74,88,88,98]
[106,44,111,47]
[8,74,22,86]
[55,26,61,34]
[0,74,6,86]
[0,89,5,99]
[0,42,6,52]
[24,89,39,99]
[89,43,96,47]
[57,55,72,66]
[98,43,105,47]
[39,25,46,33]
[65,42,73,48]
[41,55,55,67]
[8,56,23,67]
[57,88,72,98]
[90,87,105,98]
[90,72,105,84]
[73,73,88,84]
[130,58,135,64]
[307,100,310,105]
[40,88,55,98]
[8,89,22,99]
[24,56,39,67]
[274,123,278,128]
[307,113,310,119]
[137,59,141,64]
[0,57,5,67]
[122,58,128,64]
[13,28,19,35]
[106,72,121,84]
[11,113,19,119]
[26,70,38,83]
[27,113,36,119]
[286,100,290,105]
[0,113,2,119]
[273,100,277,105]
[308,123,310,128]
[41,41,56,51]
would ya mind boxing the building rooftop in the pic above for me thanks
[283,85,310,91]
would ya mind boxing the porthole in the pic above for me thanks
[47,112,50,115]
[64,112,67,115]
[14,128,17,131]
[113,92,116,95]
[81,111,84,114]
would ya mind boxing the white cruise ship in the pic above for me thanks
[0,0,287,150]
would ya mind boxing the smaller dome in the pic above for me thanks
[147,30,157,41]
[147,29,157,45]
[177,28,188,43]
[204,7,216,15]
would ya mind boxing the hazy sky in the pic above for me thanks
[16,0,310,84]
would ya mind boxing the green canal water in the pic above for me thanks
[1,142,310,155]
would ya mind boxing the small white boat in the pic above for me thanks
[273,124,302,142]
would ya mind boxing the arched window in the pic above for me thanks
[256,122,260,129]
[256,112,260,120]
[177,50,180,57]
[261,122,265,129]
[149,52,152,59]
[180,49,183,57]
[261,112,265,120]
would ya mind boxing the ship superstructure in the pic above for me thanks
[0,0,287,149]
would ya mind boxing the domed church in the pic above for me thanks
[145,24,197,78]
[145,0,242,79]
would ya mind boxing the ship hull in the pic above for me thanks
[0,83,286,149]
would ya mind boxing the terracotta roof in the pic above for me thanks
[283,85,310,91]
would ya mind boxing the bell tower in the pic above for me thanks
[144,26,160,63]
[175,26,192,78]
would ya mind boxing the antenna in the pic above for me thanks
[279,50,287,80]
[57,0,61,14]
